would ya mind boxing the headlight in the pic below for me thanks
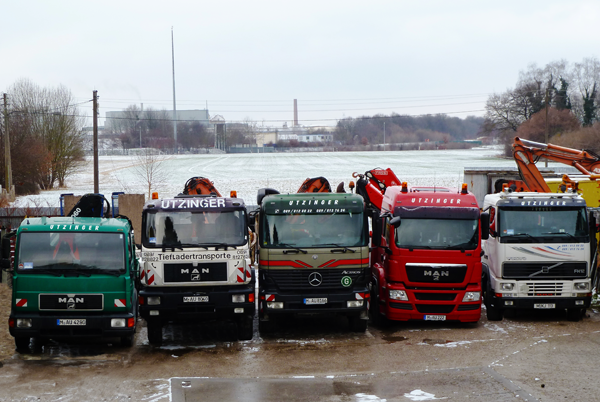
[389,289,408,301]
[267,302,284,309]
[462,292,481,302]
[574,282,589,291]
[501,283,514,291]
[16,318,32,328]
[232,295,245,303]
[111,318,126,328]
[147,296,161,305]
[347,300,364,308]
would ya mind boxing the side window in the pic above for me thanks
[489,207,496,237]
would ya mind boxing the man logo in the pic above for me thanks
[191,274,200,281]
[308,272,322,287]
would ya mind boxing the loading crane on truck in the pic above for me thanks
[510,137,600,194]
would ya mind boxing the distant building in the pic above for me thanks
[105,109,211,132]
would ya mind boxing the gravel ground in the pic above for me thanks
[0,282,13,363]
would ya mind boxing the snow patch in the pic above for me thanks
[404,389,447,400]
[356,393,386,401]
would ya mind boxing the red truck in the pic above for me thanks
[354,169,489,324]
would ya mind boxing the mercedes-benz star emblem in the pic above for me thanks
[308,272,322,287]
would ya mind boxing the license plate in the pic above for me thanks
[183,296,209,303]
[424,315,446,321]
[57,319,86,326]
[534,303,555,309]
[304,298,327,305]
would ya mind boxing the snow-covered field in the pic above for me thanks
[13,147,520,208]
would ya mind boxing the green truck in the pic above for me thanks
[256,191,370,332]
[2,200,139,351]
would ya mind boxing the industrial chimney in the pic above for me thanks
[293,99,298,127]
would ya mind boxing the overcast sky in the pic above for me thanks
[1,0,599,127]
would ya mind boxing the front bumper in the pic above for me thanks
[259,287,369,319]
[9,312,136,339]
[139,283,256,324]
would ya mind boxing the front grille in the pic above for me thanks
[524,282,565,297]
[415,304,455,314]
[264,269,367,291]
[503,262,587,279]
[406,264,467,283]
[414,293,457,301]
[457,304,481,311]
[164,262,227,283]
[39,294,103,311]
[389,302,412,310]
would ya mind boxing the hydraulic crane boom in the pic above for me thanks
[512,137,600,192]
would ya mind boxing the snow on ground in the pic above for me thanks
[12,147,518,208]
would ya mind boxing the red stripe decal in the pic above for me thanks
[260,260,309,268]
[319,259,336,268]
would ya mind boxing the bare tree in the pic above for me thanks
[130,148,168,198]
[6,79,85,190]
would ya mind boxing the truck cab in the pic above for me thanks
[138,194,255,345]
[482,190,595,321]
[4,216,138,351]
[256,192,370,332]
[369,184,489,324]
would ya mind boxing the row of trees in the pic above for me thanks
[483,58,600,155]
[0,79,86,195]
[333,114,484,146]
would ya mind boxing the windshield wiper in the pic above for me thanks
[542,232,576,239]
[318,243,356,253]
[178,242,209,250]
[196,242,236,251]
[277,243,308,254]
[20,268,62,277]
[63,270,92,277]
[503,233,535,238]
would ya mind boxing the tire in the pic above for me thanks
[258,318,276,335]
[237,315,254,341]
[566,308,584,322]
[147,322,163,346]
[121,333,135,347]
[369,283,389,328]
[484,281,503,321]
[349,316,368,332]
[15,337,30,352]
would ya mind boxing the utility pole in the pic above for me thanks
[544,88,550,167]
[171,27,178,153]
[383,121,386,152]
[93,90,99,193]
[3,93,12,199]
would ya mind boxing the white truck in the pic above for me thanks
[482,189,597,321]
[138,193,256,345]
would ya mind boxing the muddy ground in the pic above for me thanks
[0,280,599,401]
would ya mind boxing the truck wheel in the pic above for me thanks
[484,280,503,321]
[121,333,135,347]
[349,316,368,332]
[258,318,276,334]
[238,315,254,341]
[566,308,584,322]
[147,323,163,346]
[15,337,30,352]
[369,287,389,328]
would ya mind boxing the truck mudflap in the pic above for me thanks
[8,312,136,339]
[488,295,592,310]
[258,287,370,317]
[138,282,256,323]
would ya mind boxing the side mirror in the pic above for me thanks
[390,216,401,228]
[480,212,490,240]
[1,258,10,269]
[1,237,11,259]
[257,188,280,205]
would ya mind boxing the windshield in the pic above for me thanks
[144,210,247,247]
[395,218,478,250]
[498,207,588,243]
[262,212,367,248]
[17,232,125,271]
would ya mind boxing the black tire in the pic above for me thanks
[484,289,503,322]
[238,315,254,341]
[15,337,30,352]
[147,322,163,346]
[369,284,389,328]
[121,333,135,347]
[349,316,368,332]
[258,318,276,335]
[566,308,584,322]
